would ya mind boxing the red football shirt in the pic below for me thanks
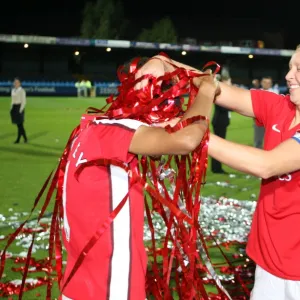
[247,90,300,279]
[61,115,148,299]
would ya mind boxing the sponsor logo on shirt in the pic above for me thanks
[272,124,280,133]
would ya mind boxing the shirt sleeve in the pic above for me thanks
[251,89,285,128]
[91,119,147,163]
[19,89,26,112]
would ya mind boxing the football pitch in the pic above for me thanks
[0,96,260,299]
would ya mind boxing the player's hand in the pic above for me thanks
[193,70,220,96]
[134,57,166,90]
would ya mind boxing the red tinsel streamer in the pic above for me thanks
[0,53,253,299]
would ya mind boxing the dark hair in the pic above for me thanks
[121,56,173,91]
[261,76,272,81]
[14,77,21,82]
[120,56,181,108]
[121,56,150,75]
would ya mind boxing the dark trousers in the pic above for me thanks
[211,125,227,172]
[16,123,27,142]
[254,124,264,149]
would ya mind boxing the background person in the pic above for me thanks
[211,74,232,174]
[253,76,279,149]
[10,77,27,144]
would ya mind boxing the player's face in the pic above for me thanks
[286,50,300,106]
[261,78,272,90]
[14,79,21,88]
[252,79,260,88]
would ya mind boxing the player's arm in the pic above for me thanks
[129,75,217,156]
[208,133,300,178]
[155,54,254,117]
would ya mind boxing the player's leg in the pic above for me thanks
[254,125,265,149]
[211,125,226,173]
[19,122,27,142]
[14,124,22,143]
[250,265,284,300]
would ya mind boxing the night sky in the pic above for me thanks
[1,0,297,49]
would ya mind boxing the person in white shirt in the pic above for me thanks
[10,77,28,143]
